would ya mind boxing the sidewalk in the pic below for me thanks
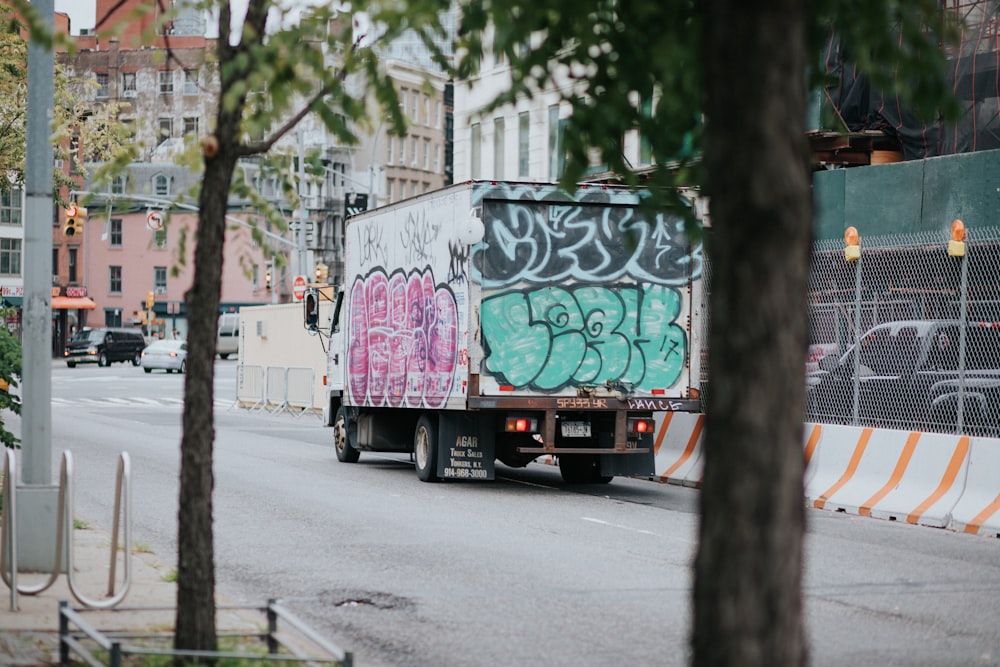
[0,524,261,665]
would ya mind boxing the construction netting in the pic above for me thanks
[822,0,1000,159]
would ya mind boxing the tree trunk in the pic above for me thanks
[694,2,812,666]
[173,132,238,655]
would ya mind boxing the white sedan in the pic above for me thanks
[141,339,187,374]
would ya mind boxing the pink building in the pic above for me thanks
[59,205,276,346]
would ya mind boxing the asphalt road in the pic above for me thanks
[45,360,1000,667]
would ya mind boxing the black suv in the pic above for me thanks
[64,328,147,368]
[808,319,1000,432]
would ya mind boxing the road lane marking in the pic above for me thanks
[582,516,658,536]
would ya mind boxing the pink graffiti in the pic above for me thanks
[347,268,459,409]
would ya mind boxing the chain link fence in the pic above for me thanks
[805,227,1000,435]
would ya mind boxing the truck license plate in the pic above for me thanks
[561,421,591,438]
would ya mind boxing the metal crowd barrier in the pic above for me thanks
[233,364,321,417]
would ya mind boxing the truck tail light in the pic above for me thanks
[505,417,537,433]
[628,418,654,435]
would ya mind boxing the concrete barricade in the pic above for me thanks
[652,412,705,487]
[947,436,1000,536]
[805,425,971,528]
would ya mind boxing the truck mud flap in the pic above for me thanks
[597,432,656,478]
[436,412,496,481]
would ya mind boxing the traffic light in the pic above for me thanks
[63,205,87,236]
[315,263,328,284]
[304,289,319,330]
[265,269,272,291]
[146,291,155,310]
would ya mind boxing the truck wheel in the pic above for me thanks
[333,407,360,463]
[414,415,439,482]
[558,454,611,484]
[98,352,109,367]
[132,352,141,366]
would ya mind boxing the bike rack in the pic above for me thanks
[1,449,132,611]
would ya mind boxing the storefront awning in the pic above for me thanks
[52,296,96,310]
[1,296,21,307]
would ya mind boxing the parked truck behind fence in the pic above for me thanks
[304,181,704,483]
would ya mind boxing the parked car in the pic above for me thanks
[216,312,239,359]
[929,375,1000,436]
[140,339,188,374]
[809,319,1000,432]
[65,327,146,368]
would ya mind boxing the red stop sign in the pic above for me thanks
[293,275,308,301]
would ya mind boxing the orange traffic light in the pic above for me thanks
[63,205,87,236]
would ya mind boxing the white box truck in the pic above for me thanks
[305,181,704,483]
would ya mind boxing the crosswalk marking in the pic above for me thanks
[52,397,230,409]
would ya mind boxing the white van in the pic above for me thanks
[216,312,239,359]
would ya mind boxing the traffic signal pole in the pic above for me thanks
[19,0,59,569]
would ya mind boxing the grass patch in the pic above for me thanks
[161,568,178,583]
[73,518,90,530]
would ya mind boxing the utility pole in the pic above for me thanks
[20,0,58,568]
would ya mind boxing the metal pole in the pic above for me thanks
[851,249,863,426]
[297,130,308,283]
[22,0,55,485]
[956,245,970,433]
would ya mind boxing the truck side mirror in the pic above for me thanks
[331,289,344,334]
[304,290,319,330]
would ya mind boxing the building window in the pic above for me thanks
[411,93,419,123]
[422,138,430,170]
[183,117,199,136]
[110,218,123,247]
[154,228,167,248]
[494,117,505,179]
[387,135,395,165]
[385,178,394,203]
[434,143,441,172]
[154,175,171,197]
[52,247,58,282]
[121,72,136,97]
[548,105,566,180]
[183,69,199,95]
[423,95,431,126]
[154,266,167,294]
[518,111,530,177]
[158,70,174,95]
[68,247,78,283]
[108,266,122,294]
[158,117,173,145]
[410,137,417,166]
[111,174,127,195]
[95,72,108,98]
[470,122,481,179]
[0,239,20,277]
[0,187,22,225]
[435,101,442,129]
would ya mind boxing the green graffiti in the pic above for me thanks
[481,285,687,392]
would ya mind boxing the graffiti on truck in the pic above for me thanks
[470,197,702,289]
[348,267,459,409]
[480,284,688,392]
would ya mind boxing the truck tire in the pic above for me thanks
[132,352,141,366]
[98,352,109,367]
[333,407,360,463]
[414,414,439,482]
[558,454,612,484]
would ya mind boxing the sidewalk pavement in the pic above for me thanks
[0,524,262,666]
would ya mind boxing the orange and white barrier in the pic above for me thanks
[652,412,705,487]
[948,436,1000,536]
[806,426,970,528]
